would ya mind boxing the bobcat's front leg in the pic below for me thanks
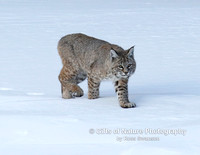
[115,79,136,108]
[88,76,100,99]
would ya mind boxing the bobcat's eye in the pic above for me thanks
[118,65,123,69]
[127,64,132,68]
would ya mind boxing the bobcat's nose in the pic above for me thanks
[124,69,128,74]
[123,71,128,76]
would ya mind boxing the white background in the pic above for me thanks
[0,0,200,154]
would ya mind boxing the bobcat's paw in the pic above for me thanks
[88,96,99,99]
[70,86,84,98]
[88,92,99,99]
[62,85,83,99]
[62,90,71,99]
[120,102,136,108]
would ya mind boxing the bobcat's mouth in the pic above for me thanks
[115,72,129,79]
[121,75,129,78]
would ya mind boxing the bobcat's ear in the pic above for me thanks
[110,49,119,60]
[127,46,135,57]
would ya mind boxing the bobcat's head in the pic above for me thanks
[110,46,136,79]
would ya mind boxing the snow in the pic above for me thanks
[0,0,200,154]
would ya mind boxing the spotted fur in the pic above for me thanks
[58,33,136,108]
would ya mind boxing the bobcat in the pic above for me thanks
[58,33,136,108]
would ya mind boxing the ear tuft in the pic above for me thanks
[110,49,119,59]
[127,46,135,57]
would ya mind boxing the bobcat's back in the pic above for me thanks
[58,33,123,75]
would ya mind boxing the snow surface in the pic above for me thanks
[0,0,200,154]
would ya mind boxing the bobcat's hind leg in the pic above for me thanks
[59,66,86,99]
